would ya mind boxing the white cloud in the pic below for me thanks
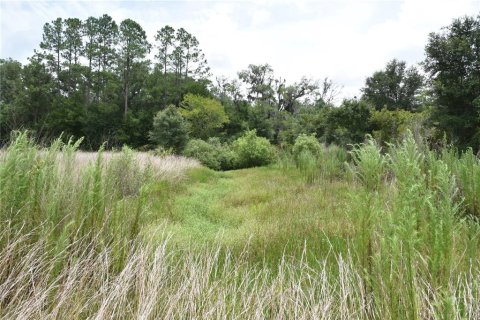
[1,0,479,101]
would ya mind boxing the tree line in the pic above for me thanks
[1,14,479,152]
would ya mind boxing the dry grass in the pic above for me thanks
[63,151,200,182]
[1,234,478,320]
[0,148,200,182]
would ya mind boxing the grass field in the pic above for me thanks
[1,132,479,319]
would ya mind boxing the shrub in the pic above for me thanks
[292,134,322,160]
[232,130,276,168]
[149,105,189,152]
[182,138,237,171]
[324,99,373,146]
[370,108,428,145]
[183,139,221,170]
[207,138,237,170]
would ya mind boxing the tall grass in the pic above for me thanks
[1,233,478,319]
[0,132,198,266]
[292,145,348,183]
[441,147,480,218]
[348,132,480,319]
[1,131,479,319]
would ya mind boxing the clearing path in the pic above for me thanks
[145,165,354,264]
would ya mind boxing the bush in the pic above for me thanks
[207,138,237,170]
[370,108,428,145]
[149,105,189,152]
[183,139,221,170]
[183,131,276,171]
[183,138,236,171]
[292,134,322,160]
[232,130,276,168]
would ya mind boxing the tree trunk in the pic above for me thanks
[124,82,128,120]
[163,45,168,75]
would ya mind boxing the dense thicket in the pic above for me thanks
[0,14,479,153]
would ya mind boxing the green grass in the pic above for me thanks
[142,165,355,267]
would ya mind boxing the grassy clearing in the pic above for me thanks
[1,132,480,319]
[144,166,354,267]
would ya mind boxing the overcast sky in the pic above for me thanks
[1,0,479,100]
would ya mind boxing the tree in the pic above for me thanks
[362,59,424,111]
[96,15,118,72]
[0,57,56,140]
[61,18,86,96]
[316,77,342,106]
[40,18,64,92]
[149,105,189,152]
[0,59,25,136]
[424,14,480,149]
[176,28,210,79]
[370,108,428,145]
[179,93,229,140]
[276,77,318,113]
[324,99,373,146]
[63,18,83,67]
[118,19,150,119]
[84,17,99,75]
[154,25,175,75]
[238,64,275,103]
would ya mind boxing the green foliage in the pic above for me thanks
[362,59,424,111]
[296,150,318,183]
[232,130,277,168]
[183,139,220,170]
[149,105,189,152]
[180,93,229,140]
[441,147,480,217]
[371,108,428,145]
[2,132,480,319]
[350,137,385,191]
[246,101,276,141]
[292,134,322,159]
[183,138,236,171]
[324,99,373,146]
[3,13,480,156]
[425,14,480,150]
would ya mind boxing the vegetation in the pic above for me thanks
[232,130,277,168]
[183,138,235,171]
[179,93,229,140]
[1,14,479,152]
[1,11,480,320]
[149,105,189,152]
[1,132,479,318]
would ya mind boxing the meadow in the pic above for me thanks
[1,132,479,319]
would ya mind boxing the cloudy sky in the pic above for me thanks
[1,0,479,100]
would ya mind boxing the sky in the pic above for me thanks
[1,0,479,101]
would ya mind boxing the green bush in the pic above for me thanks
[183,138,237,171]
[207,138,237,170]
[370,108,428,145]
[183,131,278,171]
[232,130,277,168]
[183,139,221,170]
[149,105,189,152]
[292,134,322,159]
